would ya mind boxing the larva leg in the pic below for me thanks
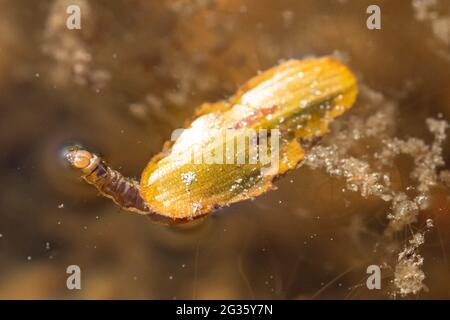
[65,147,151,215]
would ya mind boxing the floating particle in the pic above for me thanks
[181,171,197,186]
[282,10,294,28]
[409,233,425,247]
[395,250,426,296]
[129,103,148,120]
[192,202,202,214]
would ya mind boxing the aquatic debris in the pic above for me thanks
[305,115,448,232]
[181,171,197,186]
[394,229,430,297]
[303,87,448,296]
[412,0,450,47]
[42,0,110,89]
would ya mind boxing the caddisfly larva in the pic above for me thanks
[66,57,358,223]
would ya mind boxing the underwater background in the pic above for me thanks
[1,0,450,299]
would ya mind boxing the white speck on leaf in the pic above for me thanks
[181,171,197,186]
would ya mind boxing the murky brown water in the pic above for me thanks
[1,0,450,299]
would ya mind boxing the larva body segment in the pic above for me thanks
[140,57,358,220]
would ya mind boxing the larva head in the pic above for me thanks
[65,147,100,174]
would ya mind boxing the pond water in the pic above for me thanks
[0,0,450,299]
